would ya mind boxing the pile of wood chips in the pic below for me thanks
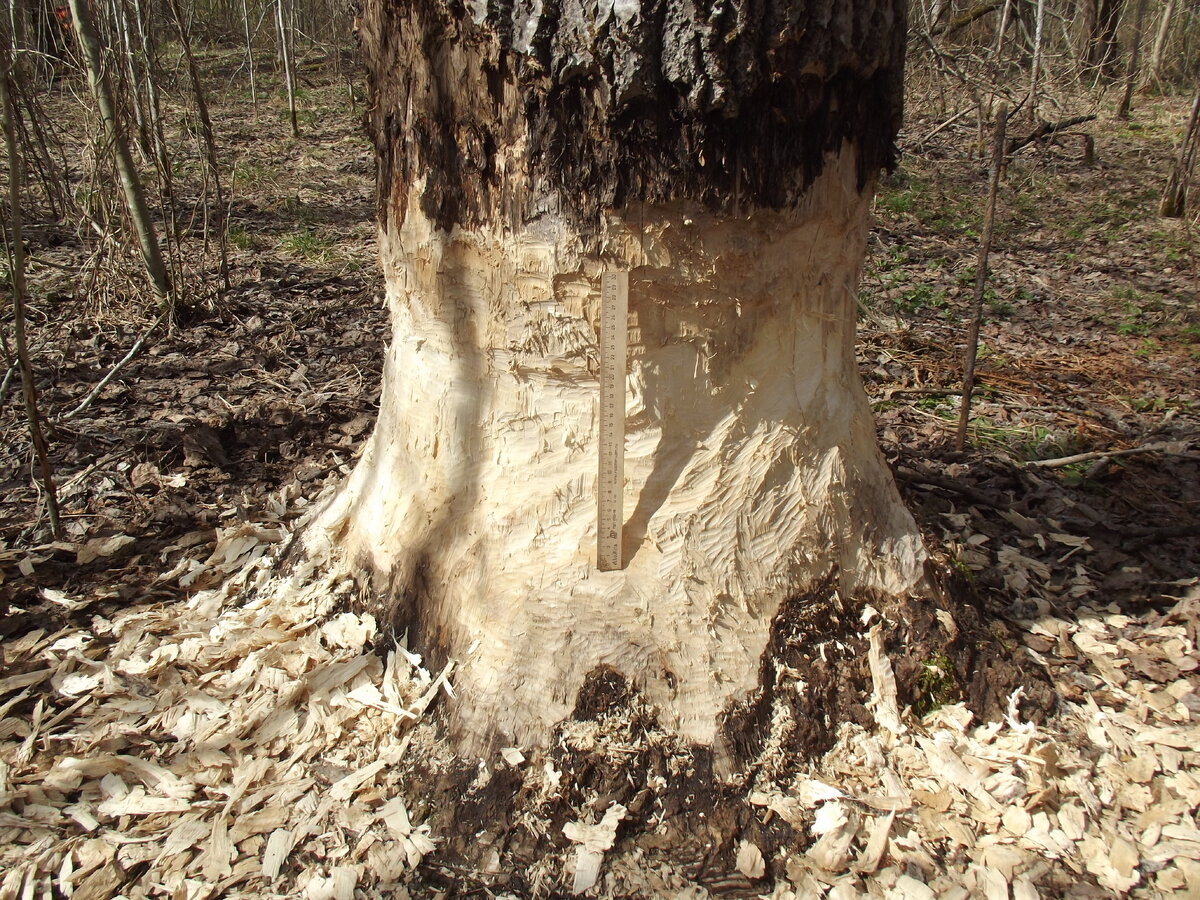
[1,514,447,899]
[2,509,1199,898]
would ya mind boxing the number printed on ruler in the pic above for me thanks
[597,269,628,572]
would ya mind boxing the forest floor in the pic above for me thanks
[1,55,1198,899]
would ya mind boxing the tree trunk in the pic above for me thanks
[68,0,172,306]
[1116,0,1147,118]
[240,0,257,107]
[1029,0,1047,121]
[168,0,230,290]
[1147,0,1176,85]
[276,0,297,137]
[316,0,924,762]
[1081,0,1125,75]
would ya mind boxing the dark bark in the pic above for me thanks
[1080,0,1124,74]
[1116,0,1147,119]
[358,0,907,240]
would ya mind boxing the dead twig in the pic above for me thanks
[1123,524,1200,549]
[894,464,1008,508]
[1025,440,1194,468]
[57,314,165,421]
[920,106,977,145]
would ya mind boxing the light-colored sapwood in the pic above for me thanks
[313,148,926,757]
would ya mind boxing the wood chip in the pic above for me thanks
[328,760,386,802]
[262,828,295,881]
[854,811,895,875]
[868,624,905,735]
[736,840,766,879]
[917,736,1002,811]
[563,803,626,895]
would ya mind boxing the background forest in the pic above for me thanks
[0,0,1199,897]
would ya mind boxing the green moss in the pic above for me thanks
[914,651,963,718]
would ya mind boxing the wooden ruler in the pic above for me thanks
[597,269,627,572]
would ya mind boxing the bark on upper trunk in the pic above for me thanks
[358,0,905,240]
[320,0,923,761]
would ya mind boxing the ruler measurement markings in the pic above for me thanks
[597,269,628,572]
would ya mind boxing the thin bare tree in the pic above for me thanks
[1147,0,1177,86]
[276,0,298,137]
[241,0,258,107]
[1160,92,1200,217]
[1117,0,1148,119]
[67,0,173,307]
[168,0,230,290]
[1028,0,1047,122]
[958,103,1009,452]
[1,34,64,538]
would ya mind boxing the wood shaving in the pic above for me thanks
[0,527,440,899]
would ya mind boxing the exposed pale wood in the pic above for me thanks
[312,148,926,757]
[326,0,926,760]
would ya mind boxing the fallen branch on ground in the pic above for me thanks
[1025,440,1193,468]
[931,0,1003,36]
[895,464,1008,508]
[1006,115,1097,155]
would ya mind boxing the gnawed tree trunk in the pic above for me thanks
[314,0,924,762]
